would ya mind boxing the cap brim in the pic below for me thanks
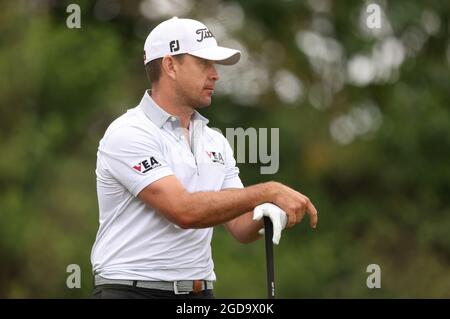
[189,46,241,65]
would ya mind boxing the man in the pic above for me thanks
[91,17,318,299]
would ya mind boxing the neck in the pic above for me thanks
[150,87,194,129]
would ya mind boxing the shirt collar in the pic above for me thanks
[139,90,209,128]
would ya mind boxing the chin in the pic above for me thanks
[197,98,212,109]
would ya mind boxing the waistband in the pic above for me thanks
[94,275,214,294]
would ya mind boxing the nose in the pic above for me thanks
[209,64,219,81]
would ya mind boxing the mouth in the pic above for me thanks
[204,87,215,96]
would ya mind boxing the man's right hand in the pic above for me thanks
[268,182,318,229]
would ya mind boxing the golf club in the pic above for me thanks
[263,216,275,299]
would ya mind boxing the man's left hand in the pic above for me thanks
[253,203,288,245]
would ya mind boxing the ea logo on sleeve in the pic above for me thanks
[133,157,162,174]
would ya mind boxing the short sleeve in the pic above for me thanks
[98,125,173,197]
[221,137,244,189]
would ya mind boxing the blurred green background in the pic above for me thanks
[1,0,449,298]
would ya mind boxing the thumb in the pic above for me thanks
[271,216,282,245]
[258,220,280,244]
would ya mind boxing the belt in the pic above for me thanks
[94,275,214,295]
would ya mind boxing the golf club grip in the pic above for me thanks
[263,216,275,299]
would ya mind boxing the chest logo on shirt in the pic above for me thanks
[206,151,224,165]
[133,157,161,174]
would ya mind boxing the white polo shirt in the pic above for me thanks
[91,91,243,281]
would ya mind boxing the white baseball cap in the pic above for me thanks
[143,17,241,65]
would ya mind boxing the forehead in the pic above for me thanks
[185,54,214,65]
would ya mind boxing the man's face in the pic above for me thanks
[174,55,220,109]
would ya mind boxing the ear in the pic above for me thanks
[161,55,178,81]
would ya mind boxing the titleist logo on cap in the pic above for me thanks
[196,28,214,42]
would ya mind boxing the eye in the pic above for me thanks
[199,58,211,67]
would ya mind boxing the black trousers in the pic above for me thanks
[92,284,215,299]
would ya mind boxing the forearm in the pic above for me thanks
[178,182,275,228]
[226,211,264,243]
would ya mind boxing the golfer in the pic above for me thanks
[91,17,318,299]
